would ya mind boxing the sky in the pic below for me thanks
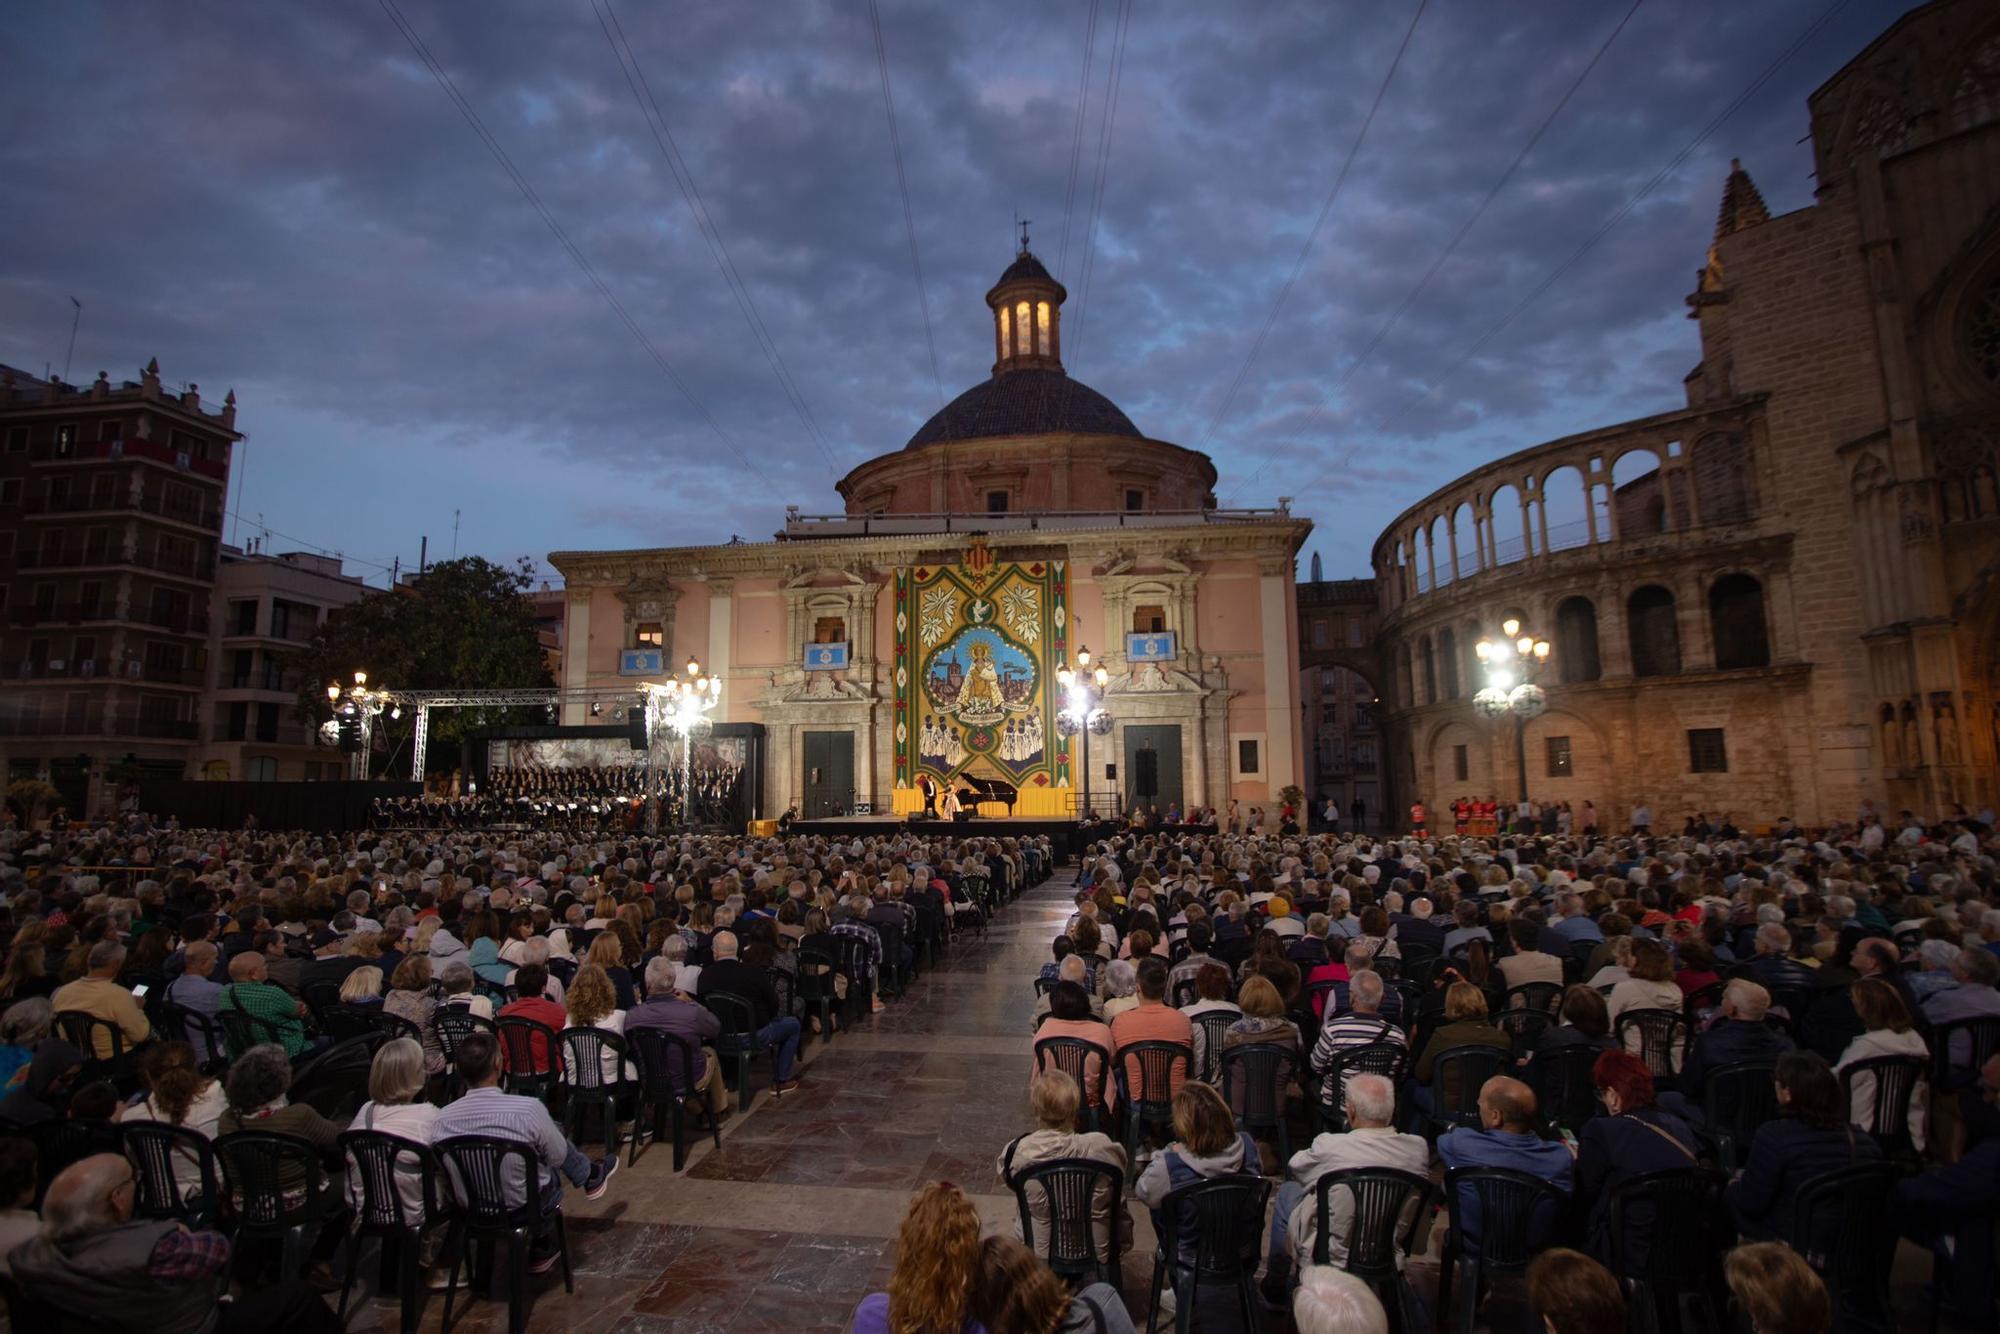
[0,0,1919,588]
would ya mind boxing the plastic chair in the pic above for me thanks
[1438,1166,1571,1334]
[122,1119,220,1227]
[626,1024,722,1171]
[362,1008,425,1047]
[1792,1162,1900,1334]
[1605,1167,1730,1334]
[1220,1041,1300,1160]
[1702,1061,1779,1173]
[433,1134,575,1334]
[216,1006,302,1061]
[1530,1044,1605,1134]
[1117,1039,1191,1158]
[212,1130,335,1283]
[1004,1155,1125,1294]
[795,947,840,1043]
[1034,1035,1112,1133]
[1681,981,1724,1027]
[1616,1009,1689,1085]
[433,1007,496,1098]
[1424,1044,1511,1136]
[1170,977,1200,1009]
[703,991,772,1104]
[51,1009,128,1066]
[1840,1054,1927,1165]
[1192,1011,1236,1084]
[495,1015,561,1104]
[1145,1173,1270,1334]
[1034,976,1060,999]
[1504,982,1564,1016]
[1931,1017,2000,1092]
[1493,1008,1553,1050]
[30,1120,124,1208]
[157,1003,228,1075]
[1311,1167,1433,1333]
[559,1027,632,1158]
[289,1033,383,1121]
[1315,1039,1409,1132]
[338,1129,445,1334]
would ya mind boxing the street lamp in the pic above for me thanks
[641,656,722,828]
[1473,618,1552,806]
[1056,645,1113,822]
[322,670,393,780]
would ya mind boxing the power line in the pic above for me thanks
[1285,0,1850,504]
[1195,0,1428,457]
[867,0,945,410]
[374,0,776,492]
[1230,0,1636,500]
[593,0,843,479]
[1055,0,1102,284]
[1063,0,1135,376]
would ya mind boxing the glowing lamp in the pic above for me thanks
[1475,640,1492,662]
[1534,640,1551,660]
[1516,635,1535,656]
[327,683,341,701]
[1501,617,1521,638]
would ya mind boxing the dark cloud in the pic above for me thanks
[0,0,1917,582]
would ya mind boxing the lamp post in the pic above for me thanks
[1056,645,1112,822]
[323,670,394,781]
[642,656,721,828]
[1473,618,1552,806]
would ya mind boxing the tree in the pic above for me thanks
[290,556,555,777]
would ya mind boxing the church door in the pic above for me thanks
[801,731,854,818]
[1122,725,1182,816]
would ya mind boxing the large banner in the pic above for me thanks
[893,546,1069,815]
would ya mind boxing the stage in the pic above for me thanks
[783,815,1219,860]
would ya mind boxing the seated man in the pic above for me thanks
[1264,1073,1428,1294]
[163,940,224,1065]
[1436,1076,1574,1243]
[1109,958,1193,1101]
[49,941,152,1061]
[429,1031,616,1273]
[216,951,313,1058]
[626,959,730,1117]
[10,1152,340,1332]
[696,930,803,1094]
[1924,947,2000,1079]
[1677,979,1793,1107]
[1498,918,1564,994]
[1308,970,1407,1097]
[1030,954,1104,1030]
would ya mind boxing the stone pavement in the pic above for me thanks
[344,868,1098,1333]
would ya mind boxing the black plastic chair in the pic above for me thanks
[1681,981,1725,1027]
[300,980,345,1023]
[1703,1060,1779,1173]
[122,1118,220,1227]
[1617,1009,1689,1085]
[1220,1041,1300,1161]
[289,1033,383,1121]
[1146,1173,1270,1334]
[1840,1054,1927,1165]
[1792,1162,1900,1334]
[362,1008,425,1047]
[1192,1011,1236,1085]
[338,1129,445,1334]
[434,1007,496,1098]
[1117,1039,1191,1158]
[1439,1166,1571,1334]
[1170,977,1200,1008]
[1530,1043,1605,1135]
[434,1134,575,1334]
[559,1027,632,1158]
[1004,1155,1125,1293]
[626,1024,722,1171]
[157,1003,227,1074]
[1034,976,1060,999]
[30,1120,124,1208]
[216,1006,304,1061]
[1034,1035,1113,1133]
[51,1009,129,1068]
[495,1015,560,1104]
[795,947,840,1043]
[213,1129,336,1282]
[1424,1044,1511,1136]
[703,991,774,1105]
[1311,1167,1433,1333]
[1505,982,1564,1016]
[1493,1008,1553,1051]
[1315,1039,1409,1132]
[1605,1167,1730,1334]
[1930,1017,2000,1092]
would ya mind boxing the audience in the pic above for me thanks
[1721,1241,1832,1334]
[851,1181,984,1334]
[1264,1072,1426,1293]
[997,1070,1131,1267]
[1726,1051,1882,1248]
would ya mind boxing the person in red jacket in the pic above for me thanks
[1409,802,1428,838]
[497,962,567,1075]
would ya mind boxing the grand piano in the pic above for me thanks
[953,775,1018,818]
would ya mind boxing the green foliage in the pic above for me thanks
[1278,784,1306,811]
[6,779,60,822]
[289,556,555,775]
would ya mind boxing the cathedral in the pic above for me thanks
[551,245,1311,821]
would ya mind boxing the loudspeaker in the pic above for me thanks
[626,711,648,750]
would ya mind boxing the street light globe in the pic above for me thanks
[1507,683,1547,719]
[1475,640,1493,662]
[1057,667,1075,688]
[1516,635,1535,656]
[1501,617,1521,638]
[327,683,341,701]
[1472,687,1512,719]
[1076,646,1092,667]
[685,657,699,677]
[1534,640,1552,660]
[1093,666,1108,687]
[354,670,367,686]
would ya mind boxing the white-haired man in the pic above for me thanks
[1263,1073,1427,1298]
[1292,1265,1390,1334]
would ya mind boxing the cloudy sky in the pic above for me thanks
[0,0,1912,586]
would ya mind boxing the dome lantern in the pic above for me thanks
[986,223,1066,376]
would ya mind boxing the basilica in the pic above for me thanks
[550,247,1311,821]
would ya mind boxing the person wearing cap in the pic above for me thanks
[1265,896,1305,939]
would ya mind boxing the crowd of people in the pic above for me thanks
[369,757,745,831]
[0,813,1047,1329]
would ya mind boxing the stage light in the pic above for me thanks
[389,706,401,720]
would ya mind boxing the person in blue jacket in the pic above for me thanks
[1725,1051,1881,1251]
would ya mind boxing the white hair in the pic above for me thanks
[1292,1266,1389,1334]
[1918,939,1960,971]
[1105,959,1138,998]
[1348,970,1385,1012]
[1344,1074,1395,1127]
[1723,978,1771,1021]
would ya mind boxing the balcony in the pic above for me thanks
[0,711,198,741]
[17,543,118,571]
[31,435,227,481]
[135,606,211,636]
[20,491,222,530]
[9,660,202,687]
[7,603,114,627]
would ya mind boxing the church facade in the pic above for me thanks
[1371,0,2000,828]
[551,248,1310,821]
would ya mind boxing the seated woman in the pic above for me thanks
[217,1042,348,1274]
[436,960,494,1019]
[1101,961,1141,1022]
[1222,975,1301,1057]
[563,962,635,1086]
[1034,982,1119,1117]
[338,964,384,1008]
[1529,985,1617,1062]
[1133,1084,1261,1272]
[0,998,50,1093]
[1573,1051,1699,1269]
[972,1234,1139,1334]
[382,955,444,1077]
[996,1070,1131,1264]
[1726,1051,1882,1248]
[120,1040,226,1199]
[1833,978,1928,1153]
[1411,982,1512,1122]
[344,1037,440,1238]
[851,1182,984,1334]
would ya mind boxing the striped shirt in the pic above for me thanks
[829,922,882,980]
[430,1086,568,1209]
[1309,1012,1405,1078]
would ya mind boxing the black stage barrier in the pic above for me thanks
[137,780,421,833]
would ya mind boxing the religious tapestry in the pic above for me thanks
[893,548,1069,815]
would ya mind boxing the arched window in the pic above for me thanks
[1709,573,1770,669]
[1627,586,1681,677]
[1555,597,1601,683]
[1420,636,1437,705]
[1036,301,1051,356]
[1439,627,1460,698]
[1016,301,1031,355]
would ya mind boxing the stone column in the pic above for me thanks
[563,589,592,724]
